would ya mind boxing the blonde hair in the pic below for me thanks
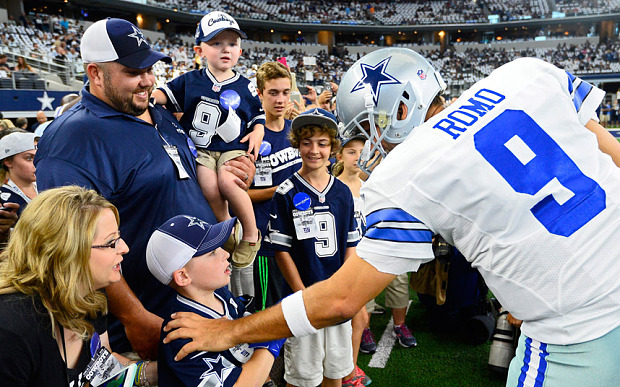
[256,61,291,92]
[332,137,365,177]
[0,186,119,339]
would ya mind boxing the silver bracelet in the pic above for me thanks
[141,360,151,387]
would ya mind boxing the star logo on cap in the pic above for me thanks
[351,57,401,106]
[182,215,209,230]
[127,26,147,47]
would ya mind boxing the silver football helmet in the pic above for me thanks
[337,48,446,174]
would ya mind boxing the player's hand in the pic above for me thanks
[303,85,318,105]
[241,124,265,160]
[163,312,237,361]
[224,154,256,190]
[506,313,522,328]
[124,311,163,360]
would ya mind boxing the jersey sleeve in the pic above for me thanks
[564,70,605,125]
[245,84,265,129]
[159,74,187,113]
[265,180,294,252]
[355,184,434,275]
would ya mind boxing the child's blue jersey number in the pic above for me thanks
[474,109,606,237]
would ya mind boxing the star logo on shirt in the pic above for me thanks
[127,26,147,47]
[183,215,209,230]
[351,57,401,106]
[37,91,55,110]
[199,355,235,385]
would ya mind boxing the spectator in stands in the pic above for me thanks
[14,117,28,131]
[0,186,157,386]
[0,130,37,219]
[0,54,11,75]
[31,111,47,132]
[14,56,35,72]
[34,17,254,360]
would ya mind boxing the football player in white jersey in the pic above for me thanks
[163,48,620,386]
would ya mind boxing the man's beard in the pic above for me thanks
[103,84,152,117]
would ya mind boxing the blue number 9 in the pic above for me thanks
[474,109,605,237]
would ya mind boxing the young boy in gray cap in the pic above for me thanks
[147,215,284,386]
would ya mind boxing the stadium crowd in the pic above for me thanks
[149,0,620,25]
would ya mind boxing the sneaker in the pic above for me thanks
[393,323,417,348]
[360,328,377,354]
[355,365,372,386]
[342,375,364,387]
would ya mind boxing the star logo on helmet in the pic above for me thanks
[182,215,208,230]
[127,26,147,47]
[351,57,401,106]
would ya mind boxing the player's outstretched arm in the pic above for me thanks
[163,254,396,360]
[585,119,620,167]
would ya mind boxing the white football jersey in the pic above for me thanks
[358,57,620,345]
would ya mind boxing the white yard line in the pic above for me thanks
[368,300,412,368]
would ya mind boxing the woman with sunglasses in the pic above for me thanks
[0,186,157,386]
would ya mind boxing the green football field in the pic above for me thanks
[355,288,507,387]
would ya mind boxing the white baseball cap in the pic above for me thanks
[81,18,171,69]
[195,11,247,45]
[146,215,236,285]
[0,132,38,160]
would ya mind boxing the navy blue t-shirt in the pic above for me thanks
[160,68,265,152]
[250,120,301,258]
[159,289,251,387]
[267,172,360,297]
[0,181,32,217]
[34,87,216,352]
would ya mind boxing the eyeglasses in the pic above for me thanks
[91,236,123,250]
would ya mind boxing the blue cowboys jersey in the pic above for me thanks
[357,57,620,345]
[159,289,253,387]
[251,119,301,257]
[159,68,265,151]
[0,179,36,217]
[267,172,361,297]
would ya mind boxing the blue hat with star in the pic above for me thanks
[146,215,236,284]
[292,108,339,133]
[81,18,171,69]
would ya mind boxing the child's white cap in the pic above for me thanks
[195,11,247,45]
[146,215,236,285]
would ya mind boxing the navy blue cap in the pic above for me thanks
[292,108,339,132]
[146,215,236,284]
[195,11,247,45]
[81,18,171,69]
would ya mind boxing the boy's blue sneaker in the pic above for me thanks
[360,328,377,354]
[393,323,417,348]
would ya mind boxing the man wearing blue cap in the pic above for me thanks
[34,18,256,359]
